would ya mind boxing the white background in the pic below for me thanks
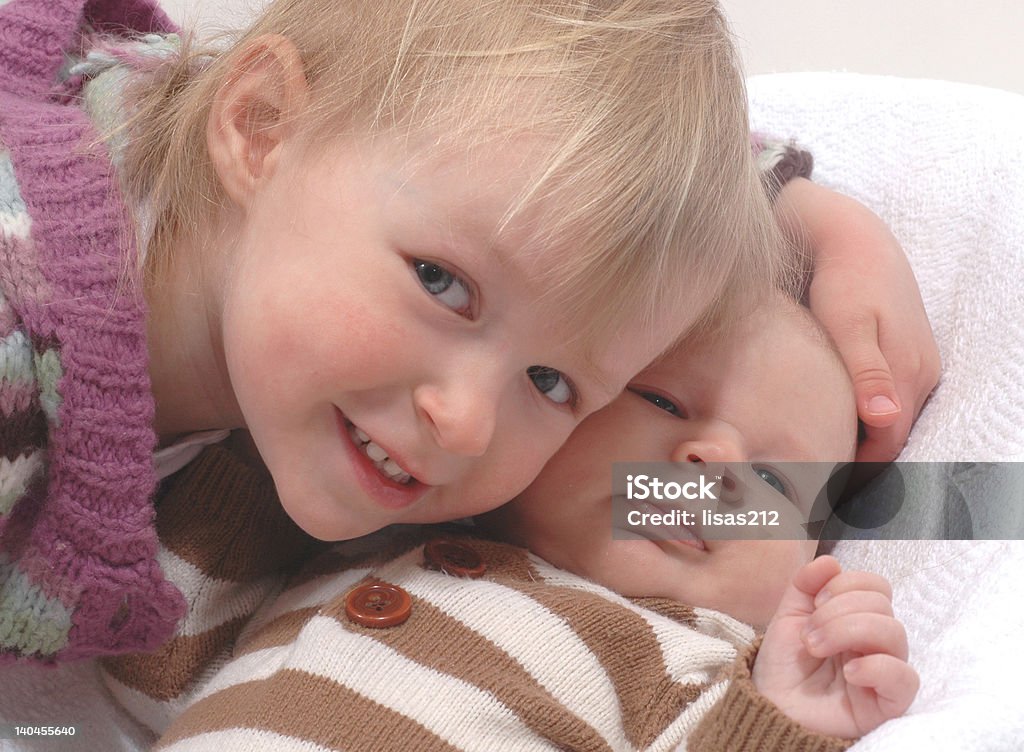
[728,0,1024,95]
[160,0,1024,96]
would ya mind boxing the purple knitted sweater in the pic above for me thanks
[0,0,185,662]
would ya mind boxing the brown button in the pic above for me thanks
[424,539,486,578]
[345,582,412,628]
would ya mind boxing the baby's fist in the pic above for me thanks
[752,556,919,739]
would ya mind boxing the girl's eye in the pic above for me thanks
[636,390,683,417]
[755,467,788,497]
[413,259,472,316]
[527,366,576,406]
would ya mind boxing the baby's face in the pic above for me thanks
[485,298,857,627]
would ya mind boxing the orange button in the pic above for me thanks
[424,539,486,578]
[345,582,412,628]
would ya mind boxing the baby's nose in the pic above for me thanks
[670,438,745,465]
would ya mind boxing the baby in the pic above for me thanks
[480,293,917,742]
[148,294,917,751]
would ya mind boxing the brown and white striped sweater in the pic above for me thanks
[102,443,852,752]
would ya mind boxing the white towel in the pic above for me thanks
[750,73,1024,751]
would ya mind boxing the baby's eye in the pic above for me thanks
[633,390,683,417]
[527,366,576,407]
[755,467,788,497]
[413,259,472,316]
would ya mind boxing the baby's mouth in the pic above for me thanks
[346,421,417,485]
[629,499,707,551]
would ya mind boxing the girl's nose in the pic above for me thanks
[413,373,499,458]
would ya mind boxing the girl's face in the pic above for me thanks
[217,135,685,540]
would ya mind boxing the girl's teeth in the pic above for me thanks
[365,442,388,462]
[349,422,414,484]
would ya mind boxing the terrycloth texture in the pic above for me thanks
[748,72,1024,750]
[0,0,185,663]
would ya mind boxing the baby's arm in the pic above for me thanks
[688,557,917,751]
[752,556,919,739]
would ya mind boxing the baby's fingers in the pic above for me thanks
[844,654,920,720]
[772,556,842,619]
[803,613,908,661]
[815,570,892,608]
[806,589,894,634]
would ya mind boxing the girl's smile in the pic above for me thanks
[208,132,685,541]
[337,409,430,510]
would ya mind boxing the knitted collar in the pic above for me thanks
[0,0,185,662]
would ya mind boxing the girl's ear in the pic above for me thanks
[207,34,308,207]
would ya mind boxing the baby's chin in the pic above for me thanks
[614,561,789,628]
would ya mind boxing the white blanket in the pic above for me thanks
[2,73,1023,751]
[749,72,1024,751]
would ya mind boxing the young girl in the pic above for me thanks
[0,0,935,665]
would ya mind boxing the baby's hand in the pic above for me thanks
[752,556,919,739]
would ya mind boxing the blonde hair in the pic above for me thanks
[117,0,785,346]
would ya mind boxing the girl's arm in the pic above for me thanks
[775,178,940,463]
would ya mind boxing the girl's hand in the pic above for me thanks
[752,556,919,739]
[776,179,940,463]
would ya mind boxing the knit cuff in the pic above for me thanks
[751,133,815,201]
[687,640,854,752]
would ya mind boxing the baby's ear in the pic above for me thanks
[207,34,309,206]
